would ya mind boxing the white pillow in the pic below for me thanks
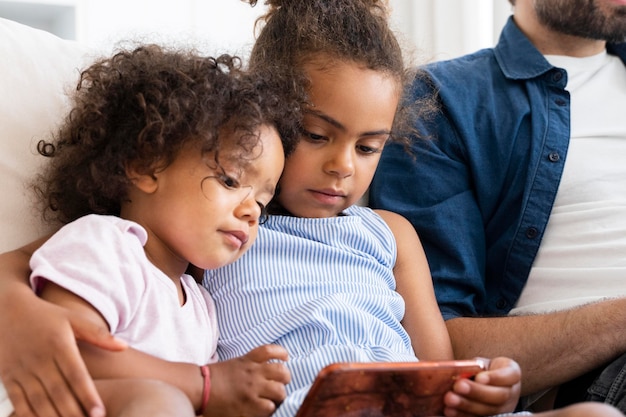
[0,18,93,252]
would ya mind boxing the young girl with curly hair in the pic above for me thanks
[0,43,303,417]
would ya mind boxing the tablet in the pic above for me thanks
[295,359,489,417]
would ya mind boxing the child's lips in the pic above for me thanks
[313,188,346,198]
[224,230,249,248]
[310,188,346,204]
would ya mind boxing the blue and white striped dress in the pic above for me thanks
[204,205,417,417]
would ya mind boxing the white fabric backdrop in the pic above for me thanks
[74,0,513,64]
[0,0,513,64]
[389,0,513,63]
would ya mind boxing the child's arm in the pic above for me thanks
[0,238,125,417]
[78,341,290,417]
[375,209,454,360]
[376,210,521,416]
[40,282,290,417]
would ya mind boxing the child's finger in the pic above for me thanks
[259,379,288,404]
[443,389,506,417]
[453,378,514,405]
[447,368,520,417]
[263,361,291,384]
[475,356,522,387]
[246,344,289,362]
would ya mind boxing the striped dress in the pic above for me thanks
[204,205,417,417]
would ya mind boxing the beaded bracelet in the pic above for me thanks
[197,365,211,415]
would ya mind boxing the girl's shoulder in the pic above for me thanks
[59,214,148,247]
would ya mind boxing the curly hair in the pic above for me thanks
[244,0,436,149]
[34,44,304,225]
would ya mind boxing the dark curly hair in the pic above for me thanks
[244,0,436,149]
[34,44,305,225]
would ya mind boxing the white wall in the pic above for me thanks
[75,0,267,57]
[1,0,513,61]
[388,0,512,63]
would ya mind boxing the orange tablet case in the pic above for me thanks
[294,359,488,417]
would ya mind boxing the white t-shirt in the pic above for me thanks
[29,214,218,365]
[511,51,626,315]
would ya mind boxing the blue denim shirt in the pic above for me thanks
[370,16,626,320]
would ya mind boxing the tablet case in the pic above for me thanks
[295,360,488,417]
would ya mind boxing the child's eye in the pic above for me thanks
[301,129,326,142]
[357,144,381,154]
[218,174,240,190]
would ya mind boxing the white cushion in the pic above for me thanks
[0,18,93,252]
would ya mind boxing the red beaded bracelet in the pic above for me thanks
[197,365,211,415]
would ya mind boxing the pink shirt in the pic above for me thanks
[30,214,218,365]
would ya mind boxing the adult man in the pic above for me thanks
[370,0,626,411]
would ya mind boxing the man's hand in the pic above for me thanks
[0,288,126,417]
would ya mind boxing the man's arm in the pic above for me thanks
[0,239,126,417]
[446,297,626,395]
[33,279,204,413]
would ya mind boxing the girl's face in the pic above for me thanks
[276,59,400,218]
[126,124,284,278]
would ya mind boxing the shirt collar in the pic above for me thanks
[494,16,626,81]
[494,16,553,80]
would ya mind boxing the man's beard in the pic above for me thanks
[535,0,626,43]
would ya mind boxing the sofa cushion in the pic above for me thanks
[0,18,93,252]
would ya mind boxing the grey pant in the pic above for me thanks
[586,352,626,413]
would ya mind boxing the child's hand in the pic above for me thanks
[442,357,521,417]
[204,344,290,417]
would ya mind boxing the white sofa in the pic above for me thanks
[0,18,96,252]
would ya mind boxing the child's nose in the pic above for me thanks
[324,147,354,178]
[235,188,262,223]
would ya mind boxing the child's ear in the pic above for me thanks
[125,163,158,194]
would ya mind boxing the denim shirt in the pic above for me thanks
[370,16,626,320]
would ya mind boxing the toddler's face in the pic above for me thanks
[131,124,284,277]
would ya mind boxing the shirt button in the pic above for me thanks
[525,227,538,239]
[552,71,563,82]
[496,299,508,309]
[548,152,560,162]
[555,98,566,106]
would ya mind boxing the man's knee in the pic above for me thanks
[586,352,626,413]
